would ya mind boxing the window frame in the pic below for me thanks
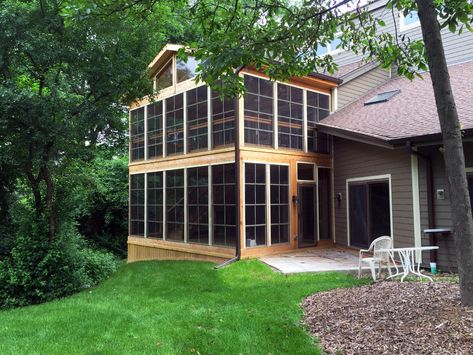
[243,74,275,147]
[154,58,174,92]
[277,83,304,151]
[187,166,210,245]
[399,10,420,32]
[129,173,145,237]
[317,32,344,56]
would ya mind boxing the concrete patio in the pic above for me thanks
[260,248,367,274]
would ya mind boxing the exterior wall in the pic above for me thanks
[418,141,473,272]
[332,4,473,68]
[337,67,391,109]
[333,137,414,249]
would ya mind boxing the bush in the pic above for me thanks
[0,227,118,309]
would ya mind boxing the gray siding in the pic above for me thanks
[333,137,415,249]
[337,67,391,109]
[333,5,473,68]
[418,141,473,272]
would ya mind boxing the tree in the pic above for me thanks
[185,0,473,304]
[0,0,189,241]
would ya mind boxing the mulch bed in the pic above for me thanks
[302,282,473,354]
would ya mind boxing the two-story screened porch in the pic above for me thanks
[127,44,341,263]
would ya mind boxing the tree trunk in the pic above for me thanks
[417,0,473,305]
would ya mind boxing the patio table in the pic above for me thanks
[379,246,439,282]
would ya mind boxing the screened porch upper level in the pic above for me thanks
[129,46,339,164]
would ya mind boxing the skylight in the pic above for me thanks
[364,90,400,106]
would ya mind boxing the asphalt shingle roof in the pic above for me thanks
[318,60,473,144]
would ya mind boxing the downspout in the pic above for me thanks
[215,65,245,269]
[407,143,437,263]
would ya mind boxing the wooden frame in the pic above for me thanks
[128,47,338,262]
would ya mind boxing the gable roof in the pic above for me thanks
[147,44,183,78]
[147,44,343,86]
[317,60,473,147]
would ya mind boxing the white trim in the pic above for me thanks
[163,99,167,157]
[183,92,188,154]
[144,104,148,160]
[128,110,132,162]
[207,86,212,150]
[466,167,473,173]
[346,174,394,247]
[208,165,213,246]
[184,167,188,243]
[266,164,271,246]
[411,155,422,262]
[296,161,317,182]
[303,90,308,152]
[273,81,278,149]
[163,171,167,241]
[243,162,247,248]
[332,87,338,112]
[144,173,148,238]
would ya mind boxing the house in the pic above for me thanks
[128,44,341,262]
[317,0,473,271]
[128,1,473,271]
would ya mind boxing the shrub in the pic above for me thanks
[0,227,118,309]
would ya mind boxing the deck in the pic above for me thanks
[260,247,367,274]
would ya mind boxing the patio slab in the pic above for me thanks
[260,248,367,274]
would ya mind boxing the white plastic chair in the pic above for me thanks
[358,236,397,281]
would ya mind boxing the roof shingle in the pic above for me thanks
[318,61,473,143]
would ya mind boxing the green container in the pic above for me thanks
[430,262,437,274]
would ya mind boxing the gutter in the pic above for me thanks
[215,64,245,269]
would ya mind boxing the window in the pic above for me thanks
[212,89,235,147]
[130,174,145,236]
[166,169,185,241]
[270,165,289,244]
[212,164,236,246]
[147,172,163,239]
[244,75,274,146]
[147,101,163,159]
[245,163,267,246]
[307,91,331,153]
[177,57,199,83]
[166,93,184,155]
[156,59,173,90]
[277,84,304,150]
[297,163,315,181]
[364,90,400,105]
[188,167,209,244]
[187,86,208,152]
[400,10,419,31]
[130,107,145,161]
[316,35,343,56]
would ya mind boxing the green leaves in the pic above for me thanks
[185,0,471,93]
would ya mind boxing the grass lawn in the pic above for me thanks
[0,260,367,354]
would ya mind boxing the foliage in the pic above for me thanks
[0,0,193,306]
[77,152,129,257]
[0,221,118,309]
[0,0,190,240]
[183,0,473,96]
[0,260,368,353]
